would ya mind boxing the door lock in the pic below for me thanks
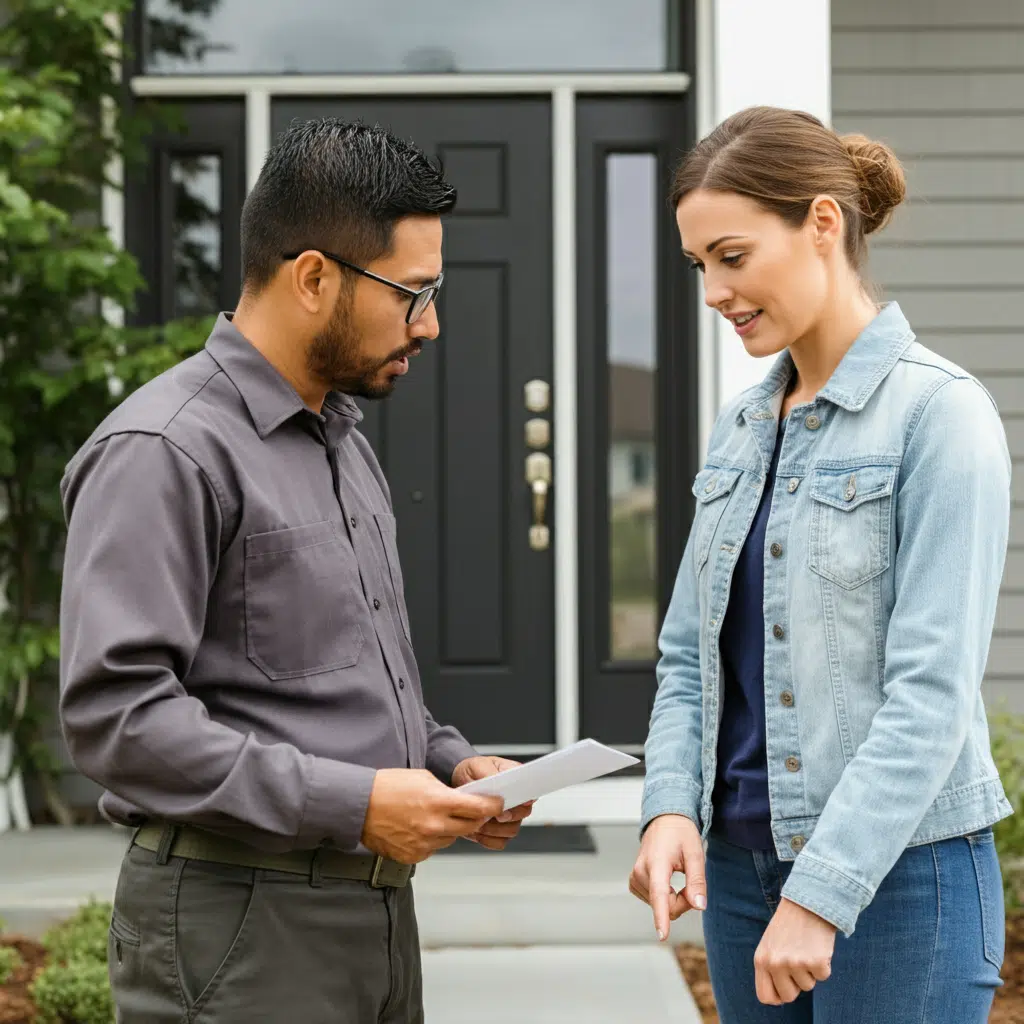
[525,451,552,551]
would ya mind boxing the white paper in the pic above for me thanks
[456,739,640,809]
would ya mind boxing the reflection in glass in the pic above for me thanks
[170,155,222,318]
[144,0,673,75]
[607,154,658,662]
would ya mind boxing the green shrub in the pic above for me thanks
[990,710,1024,909]
[0,944,23,985]
[28,899,114,1023]
[31,957,114,1024]
[41,898,111,965]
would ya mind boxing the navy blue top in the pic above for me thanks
[711,425,785,850]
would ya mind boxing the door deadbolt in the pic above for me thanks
[525,418,550,449]
[524,379,550,413]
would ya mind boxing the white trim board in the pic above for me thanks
[130,72,690,98]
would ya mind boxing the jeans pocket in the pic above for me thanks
[967,831,1005,970]
[173,859,258,1015]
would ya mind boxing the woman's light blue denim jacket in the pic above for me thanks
[642,303,1013,936]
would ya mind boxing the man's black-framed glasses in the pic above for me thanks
[282,249,444,324]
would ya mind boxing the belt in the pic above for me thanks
[132,823,414,888]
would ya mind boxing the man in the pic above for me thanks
[59,119,531,1023]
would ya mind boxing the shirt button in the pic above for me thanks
[785,756,801,773]
[770,542,783,558]
[780,690,795,707]
[373,598,381,610]
[805,414,821,431]
[787,478,799,494]
[790,835,806,853]
[350,516,357,528]
[398,678,406,690]
[772,624,785,640]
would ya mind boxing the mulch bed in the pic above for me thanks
[0,936,47,1024]
[676,911,1024,1023]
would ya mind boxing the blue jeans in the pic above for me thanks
[702,830,1004,1023]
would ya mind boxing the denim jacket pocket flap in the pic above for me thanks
[692,467,741,505]
[809,464,896,513]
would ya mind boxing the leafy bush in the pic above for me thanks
[41,899,111,965]
[0,944,23,985]
[28,899,114,1024]
[31,958,113,1024]
[0,0,207,823]
[991,710,1024,909]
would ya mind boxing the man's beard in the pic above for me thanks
[307,294,415,401]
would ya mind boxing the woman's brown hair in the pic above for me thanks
[670,106,906,270]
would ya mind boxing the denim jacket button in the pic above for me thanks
[805,414,821,430]
[785,756,801,772]
[772,624,785,640]
[780,690,794,707]
[770,542,783,558]
[787,477,799,493]
[790,835,806,852]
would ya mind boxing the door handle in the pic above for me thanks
[525,452,552,551]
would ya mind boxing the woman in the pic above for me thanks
[630,106,1012,1022]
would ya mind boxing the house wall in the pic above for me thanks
[832,0,1024,710]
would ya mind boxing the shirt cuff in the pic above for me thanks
[298,756,377,852]
[640,773,703,838]
[427,735,478,785]
[780,851,874,938]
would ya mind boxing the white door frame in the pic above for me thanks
[121,74,688,791]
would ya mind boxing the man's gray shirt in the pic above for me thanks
[59,314,477,853]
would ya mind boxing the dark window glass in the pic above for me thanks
[170,154,222,318]
[143,0,678,75]
[607,154,658,662]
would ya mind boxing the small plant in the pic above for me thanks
[41,898,111,965]
[29,899,114,1024]
[31,958,113,1024]
[0,944,23,985]
[990,709,1024,909]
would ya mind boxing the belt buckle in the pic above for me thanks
[369,854,386,888]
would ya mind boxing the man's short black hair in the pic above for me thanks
[240,118,457,293]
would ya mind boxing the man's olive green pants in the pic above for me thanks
[108,840,423,1023]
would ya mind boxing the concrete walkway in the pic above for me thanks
[423,946,700,1023]
[0,825,702,1022]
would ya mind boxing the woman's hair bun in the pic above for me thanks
[840,133,907,235]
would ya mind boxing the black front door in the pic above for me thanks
[128,97,556,748]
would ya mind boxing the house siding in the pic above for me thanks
[833,0,1024,709]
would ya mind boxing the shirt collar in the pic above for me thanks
[204,313,363,443]
[737,301,916,421]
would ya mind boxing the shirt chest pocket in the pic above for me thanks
[808,464,897,590]
[243,521,365,680]
[691,468,741,573]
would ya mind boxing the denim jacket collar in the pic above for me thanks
[737,302,917,422]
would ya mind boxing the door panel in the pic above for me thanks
[272,99,555,745]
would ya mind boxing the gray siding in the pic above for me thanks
[833,0,1024,710]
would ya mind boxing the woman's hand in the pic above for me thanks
[753,898,836,1004]
[628,814,707,941]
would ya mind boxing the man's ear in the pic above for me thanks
[287,251,334,314]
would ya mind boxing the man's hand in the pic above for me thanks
[361,768,504,864]
[628,814,707,941]
[753,898,836,1005]
[450,756,534,850]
